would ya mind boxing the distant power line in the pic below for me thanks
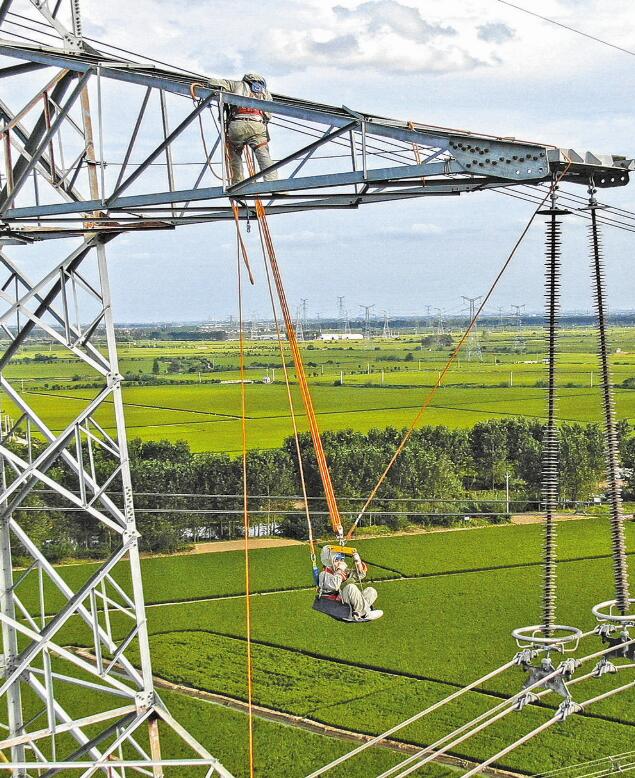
[495,0,635,58]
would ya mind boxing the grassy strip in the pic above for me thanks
[15,517,634,616]
[355,517,635,577]
[12,544,395,616]
[9,655,412,777]
[53,554,635,775]
[135,630,635,776]
[13,380,635,452]
[160,688,432,777]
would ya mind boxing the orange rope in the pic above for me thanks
[258,225,317,562]
[243,151,343,539]
[345,163,573,540]
[226,152,315,557]
[236,223,255,777]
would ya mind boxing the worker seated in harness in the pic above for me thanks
[315,545,383,622]
[205,72,277,185]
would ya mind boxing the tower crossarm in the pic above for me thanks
[0,35,630,236]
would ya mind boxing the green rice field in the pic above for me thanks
[18,517,635,776]
[3,325,635,452]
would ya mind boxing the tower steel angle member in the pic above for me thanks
[0,1,631,776]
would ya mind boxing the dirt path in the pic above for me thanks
[510,513,589,525]
[152,676,523,776]
[190,538,302,554]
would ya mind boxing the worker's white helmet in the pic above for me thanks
[320,545,345,568]
[243,72,267,92]
[320,545,333,567]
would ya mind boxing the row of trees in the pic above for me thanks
[10,417,633,562]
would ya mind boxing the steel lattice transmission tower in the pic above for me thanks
[294,302,305,341]
[462,295,483,361]
[0,3,231,776]
[433,308,447,346]
[337,296,351,335]
[359,304,375,340]
[511,303,527,353]
[0,1,630,774]
[381,311,393,339]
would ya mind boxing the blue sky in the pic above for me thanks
[80,0,635,322]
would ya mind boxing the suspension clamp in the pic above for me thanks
[593,657,618,678]
[513,648,539,666]
[556,698,582,721]
[513,691,538,712]
[560,657,581,676]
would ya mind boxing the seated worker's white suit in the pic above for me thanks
[206,72,277,185]
[318,546,383,621]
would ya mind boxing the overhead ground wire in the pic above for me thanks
[495,0,635,58]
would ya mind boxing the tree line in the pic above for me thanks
[8,418,634,562]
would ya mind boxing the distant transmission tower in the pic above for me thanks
[434,307,446,346]
[338,295,351,334]
[295,303,305,341]
[360,304,375,339]
[382,310,393,338]
[497,305,505,327]
[425,304,433,329]
[462,295,483,361]
[511,303,526,352]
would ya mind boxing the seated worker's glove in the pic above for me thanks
[352,551,367,578]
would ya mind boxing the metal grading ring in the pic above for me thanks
[592,599,635,625]
[512,624,583,650]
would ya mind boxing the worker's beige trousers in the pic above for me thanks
[227,120,277,183]
[341,584,378,619]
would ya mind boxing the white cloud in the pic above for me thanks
[274,230,331,244]
[477,22,515,44]
[251,0,514,75]
[384,222,443,237]
[333,1,457,43]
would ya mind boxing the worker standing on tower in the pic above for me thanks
[204,72,277,185]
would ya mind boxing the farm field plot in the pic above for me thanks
[18,517,634,612]
[10,657,410,778]
[9,382,635,453]
[46,519,635,776]
[4,326,635,452]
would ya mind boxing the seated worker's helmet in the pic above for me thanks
[243,72,267,94]
[320,545,345,568]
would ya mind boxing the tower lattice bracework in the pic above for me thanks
[0,237,232,775]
